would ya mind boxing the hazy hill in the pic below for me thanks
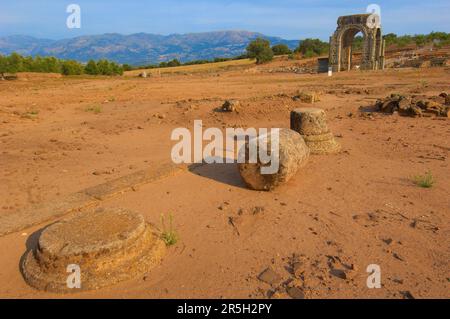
[0,31,299,65]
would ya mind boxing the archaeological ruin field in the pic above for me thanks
[0,52,449,299]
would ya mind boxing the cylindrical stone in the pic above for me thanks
[21,208,165,293]
[290,107,330,136]
[238,128,310,191]
[290,108,341,155]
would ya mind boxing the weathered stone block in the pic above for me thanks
[238,129,310,191]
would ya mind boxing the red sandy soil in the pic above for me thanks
[0,64,449,299]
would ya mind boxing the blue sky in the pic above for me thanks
[0,0,449,40]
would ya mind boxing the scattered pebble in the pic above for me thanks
[258,267,282,286]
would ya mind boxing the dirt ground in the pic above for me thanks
[0,63,449,299]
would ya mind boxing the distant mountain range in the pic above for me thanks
[0,31,299,65]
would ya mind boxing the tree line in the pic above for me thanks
[246,31,450,64]
[245,38,330,64]
[351,32,450,51]
[1,31,448,77]
[0,53,124,78]
[383,32,450,48]
[245,38,300,64]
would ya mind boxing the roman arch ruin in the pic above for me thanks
[329,14,385,72]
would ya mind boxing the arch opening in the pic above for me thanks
[339,28,365,71]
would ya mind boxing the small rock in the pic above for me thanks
[252,206,265,215]
[329,268,347,280]
[379,99,398,113]
[269,290,290,299]
[293,91,320,104]
[92,168,113,176]
[400,291,415,299]
[258,267,282,285]
[286,286,305,299]
[410,105,422,117]
[222,100,240,112]
[397,98,411,113]
[425,101,444,115]
[292,262,304,278]
[393,252,404,261]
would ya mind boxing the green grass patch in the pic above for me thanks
[412,171,435,188]
[160,213,179,246]
[420,80,428,88]
[85,105,102,114]
[21,110,39,119]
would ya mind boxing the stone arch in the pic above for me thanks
[329,14,385,72]
[337,25,368,71]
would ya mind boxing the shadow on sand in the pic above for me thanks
[188,160,247,189]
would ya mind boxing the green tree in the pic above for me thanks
[383,33,398,47]
[398,35,413,47]
[167,59,181,67]
[94,60,123,75]
[214,57,231,63]
[296,39,329,57]
[61,60,84,75]
[96,59,112,75]
[109,61,124,75]
[271,44,292,56]
[21,56,34,72]
[352,36,364,51]
[0,53,25,78]
[0,55,7,79]
[36,56,46,72]
[246,38,274,64]
[84,60,99,75]
[414,35,427,47]
[303,49,316,58]
[7,52,24,73]
[122,64,133,71]
[42,57,61,73]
